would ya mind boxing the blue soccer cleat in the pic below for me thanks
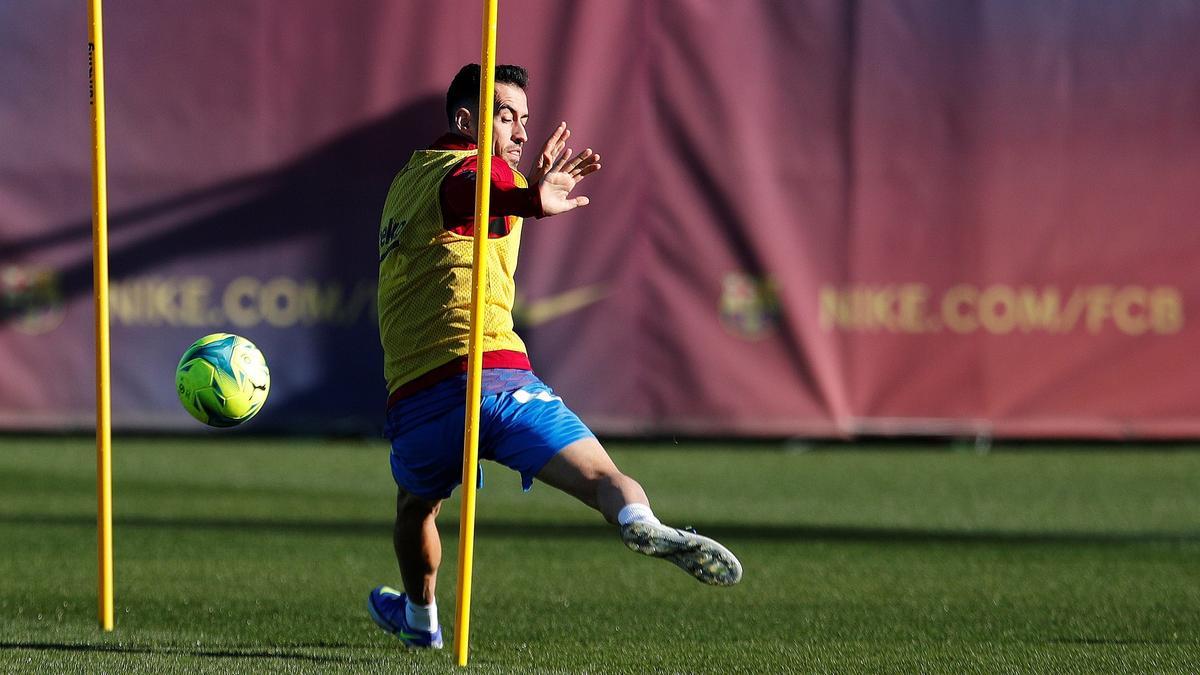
[621,522,743,586]
[367,586,444,649]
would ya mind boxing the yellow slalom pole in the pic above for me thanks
[454,0,499,665]
[87,0,114,632]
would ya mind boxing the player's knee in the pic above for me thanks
[580,452,624,484]
[588,467,644,502]
[569,460,621,488]
[609,470,644,494]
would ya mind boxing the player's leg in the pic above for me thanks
[367,487,447,649]
[486,380,742,585]
[393,488,442,605]
[369,388,465,649]
[516,411,742,587]
[533,436,648,524]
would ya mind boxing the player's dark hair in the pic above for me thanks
[446,63,529,126]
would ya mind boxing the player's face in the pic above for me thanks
[493,83,529,170]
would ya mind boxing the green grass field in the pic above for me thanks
[2,436,1199,673]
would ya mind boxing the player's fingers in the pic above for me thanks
[549,129,567,155]
[570,151,600,176]
[564,148,593,174]
[548,138,567,163]
[540,124,568,166]
[575,162,601,180]
[553,148,574,172]
[572,195,590,207]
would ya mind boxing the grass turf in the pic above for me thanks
[1,436,1199,672]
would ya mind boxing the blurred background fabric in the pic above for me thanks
[1,0,1198,437]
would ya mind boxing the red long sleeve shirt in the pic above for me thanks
[433,133,543,237]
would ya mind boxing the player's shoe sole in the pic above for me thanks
[621,521,743,586]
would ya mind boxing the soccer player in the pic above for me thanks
[367,64,742,649]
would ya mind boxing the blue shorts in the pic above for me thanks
[384,371,595,501]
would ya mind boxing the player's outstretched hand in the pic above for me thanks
[538,147,602,216]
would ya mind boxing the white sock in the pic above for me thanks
[406,598,438,633]
[617,503,660,527]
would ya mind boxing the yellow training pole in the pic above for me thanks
[87,0,114,632]
[454,0,498,665]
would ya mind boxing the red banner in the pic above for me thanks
[2,1,1199,437]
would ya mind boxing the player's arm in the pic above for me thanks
[440,147,601,227]
[441,155,542,221]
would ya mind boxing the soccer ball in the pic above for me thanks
[175,333,270,427]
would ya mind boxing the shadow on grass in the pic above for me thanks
[0,640,357,663]
[1046,637,1192,645]
[3,513,1200,545]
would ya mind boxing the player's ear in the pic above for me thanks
[454,108,473,135]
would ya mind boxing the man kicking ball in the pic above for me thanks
[368,63,742,649]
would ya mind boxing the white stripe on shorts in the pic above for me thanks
[510,388,562,404]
